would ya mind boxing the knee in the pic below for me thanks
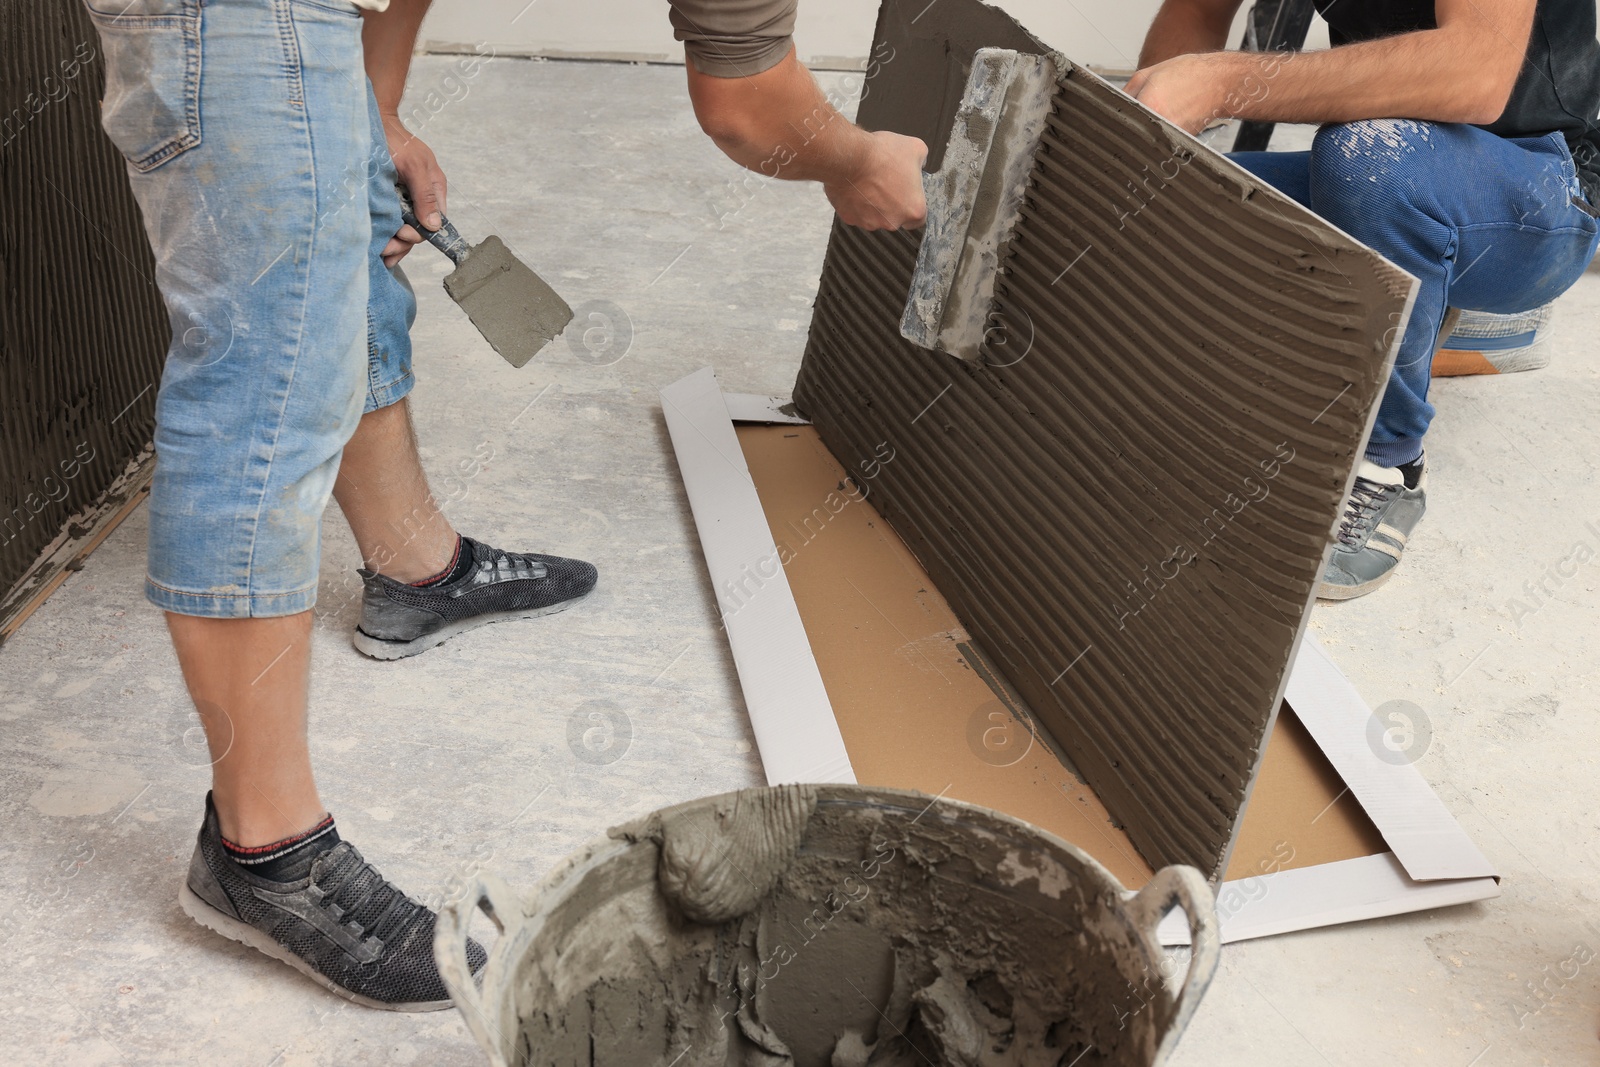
[1308,120,1442,225]
[1311,120,1441,179]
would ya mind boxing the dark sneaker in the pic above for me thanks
[179,795,485,1011]
[1318,456,1426,601]
[353,535,597,660]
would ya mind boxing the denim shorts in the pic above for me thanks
[86,0,417,618]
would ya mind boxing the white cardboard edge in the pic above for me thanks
[1155,852,1501,946]
[659,369,855,785]
[1286,637,1499,882]
[722,393,811,425]
[670,373,1498,941]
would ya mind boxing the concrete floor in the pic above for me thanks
[3,57,1598,1066]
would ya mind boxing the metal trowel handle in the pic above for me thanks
[402,209,472,266]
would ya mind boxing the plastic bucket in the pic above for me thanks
[436,784,1218,1067]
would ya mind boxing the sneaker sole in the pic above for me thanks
[351,591,592,661]
[1433,344,1550,377]
[178,883,452,1012]
[1315,567,1396,601]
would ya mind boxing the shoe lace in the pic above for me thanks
[315,848,424,946]
[1336,476,1393,548]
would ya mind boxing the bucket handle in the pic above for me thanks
[1125,865,1220,1064]
[434,872,527,1067]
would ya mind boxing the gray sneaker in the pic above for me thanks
[1318,457,1426,600]
[179,794,485,1011]
[354,535,598,660]
[1435,305,1554,376]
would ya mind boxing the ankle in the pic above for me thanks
[222,812,340,881]
[213,790,328,849]
[370,531,461,584]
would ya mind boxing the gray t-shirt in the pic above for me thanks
[668,0,798,77]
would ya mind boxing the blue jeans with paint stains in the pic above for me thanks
[86,0,417,617]
[1233,122,1600,467]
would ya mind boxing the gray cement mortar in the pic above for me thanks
[507,785,1174,1066]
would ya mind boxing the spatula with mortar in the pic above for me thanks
[402,207,574,369]
[900,48,1058,361]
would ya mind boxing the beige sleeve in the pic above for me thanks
[667,0,798,77]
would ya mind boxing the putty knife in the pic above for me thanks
[900,48,1059,361]
[403,209,574,369]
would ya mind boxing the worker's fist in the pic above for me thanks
[380,113,449,268]
[826,130,929,231]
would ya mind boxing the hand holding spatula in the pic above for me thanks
[401,207,574,369]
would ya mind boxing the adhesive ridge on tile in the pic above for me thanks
[794,0,1416,879]
[1,2,169,606]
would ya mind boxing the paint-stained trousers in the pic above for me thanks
[1234,121,1599,468]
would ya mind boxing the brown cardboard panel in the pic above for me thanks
[1223,705,1387,880]
[737,424,1152,889]
[793,0,1414,879]
[738,424,1390,892]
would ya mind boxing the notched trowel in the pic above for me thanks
[900,48,1059,361]
[403,209,574,369]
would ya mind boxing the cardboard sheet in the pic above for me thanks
[665,384,1497,942]
[1285,638,1498,881]
[660,370,853,784]
[737,423,1400,894]
[737,422,1151,888]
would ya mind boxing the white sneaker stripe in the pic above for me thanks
[1375,523,1409,546]
[1368,540,1404,560]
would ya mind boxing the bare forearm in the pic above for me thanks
[1138,0,1235,68]
[361,0,433,116]
[687,47,870,184]
[1129,0,1534,133]
[1213,31,1525,126]
[360,0,448,244]
[685,46,926,229]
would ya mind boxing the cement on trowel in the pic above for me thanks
[901,48,1058,360]
[513,785,1171,1067]
[442,234,573,368]
[792,0,1414,880]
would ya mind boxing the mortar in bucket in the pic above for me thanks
[436,784,1218,1067]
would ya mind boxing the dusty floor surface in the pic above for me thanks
[1,58,1597,1066]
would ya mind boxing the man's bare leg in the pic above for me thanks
[166,611,324,846]
[333,397,457,584]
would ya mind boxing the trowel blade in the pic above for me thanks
[900,48,1057,361]
[442,235,574,369]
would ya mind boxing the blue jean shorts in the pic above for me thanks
[86,0,417,618]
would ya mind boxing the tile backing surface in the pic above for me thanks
[794,0,1415,878]
[1,0,166,617]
